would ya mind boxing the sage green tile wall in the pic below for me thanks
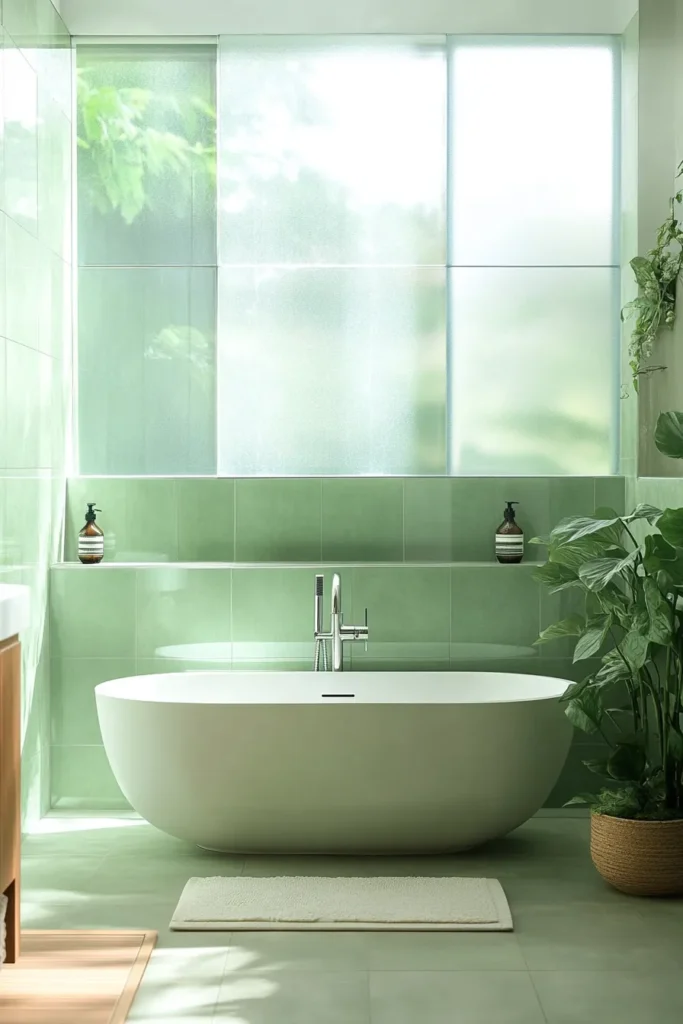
[50,559,612,809]
[0,1,72,824]
[65,476,625,564]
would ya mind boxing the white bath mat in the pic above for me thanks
[170,876,513,932]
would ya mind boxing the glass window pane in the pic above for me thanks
[218,37,446,266]
[4,40,38,234]
[449,41,616,267]
[78,268,216,474]
[77,45,216,267]
[218,268,446,474]
[449,268,617,475]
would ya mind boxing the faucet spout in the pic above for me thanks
[313,572,369,672]
[331,573,342,615]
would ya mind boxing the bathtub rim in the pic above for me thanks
[95,670,572,706]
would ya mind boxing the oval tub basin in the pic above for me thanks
[95,671,572,854]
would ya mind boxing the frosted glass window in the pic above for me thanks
[449,268,618,475]
[217,268,446,474]
[77,45,216,267]
[4,41,38,234]
[78,268,216,475]
[74,36,620,477]
[449,41,616,267]
[218,37,446,266]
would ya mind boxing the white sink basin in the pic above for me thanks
[0,584,30,642]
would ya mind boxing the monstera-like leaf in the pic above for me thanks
[655,411,683,459]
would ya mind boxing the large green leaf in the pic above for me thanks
[630,254,659,292]
[578,550,638,592]
[532,562,580,593]
[597,648,632,684]
[655,411,683,460]
[621,630,650,671]
[643,576,672,644]
[550,537,626,572]
[624,503,663,525]
[560,675,599,703]
[643,533,678,571]
[591,508,628,546]
[607,743,646,782]
[565,687,604,734]
[596,585,630,625]
[573,615,612,663]
[551,515,621,545]
[668,729,683,761]
[658,508,683,548]
[582,758,610,776]
[564,793,601,809]
[535,615,585,646]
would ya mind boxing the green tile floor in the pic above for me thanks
[21,814,683,1022]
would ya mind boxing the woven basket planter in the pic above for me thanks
[590,813,683,896]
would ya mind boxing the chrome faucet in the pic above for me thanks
[313,573,368,672]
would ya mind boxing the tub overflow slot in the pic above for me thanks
[321,693,355,698]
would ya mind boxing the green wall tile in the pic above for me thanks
[137,652,232,674]
[451,564,540,646]
[232,566,318,642]
[50,567,137,658]
[350,565,450,666]
[178,477,234,561]
[2,471,52,568]
[350,567,450,648]
[65,478,178,562]
[0,338,5,468]
[5,340,51,469]
[403,478,452,562]
[594,476,625,514]
[135,566,231,659]
[448,649,540,672]
[321,479,403,561]
[539,582,587,658]
[452,478,551,561]
[350,649,450,670]
[235,479,321,562]
[546,738,608,808]
[51,745,130,809]
[231,641,311,666]
[51,657,136,746]
[549,478,597,528]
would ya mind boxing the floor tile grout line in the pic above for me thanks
[527,967,551,1023]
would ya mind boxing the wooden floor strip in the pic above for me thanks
[0,930,157,1023]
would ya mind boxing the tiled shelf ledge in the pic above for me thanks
[65,476,625,565]
[52,561,545,569]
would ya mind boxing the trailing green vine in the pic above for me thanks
[622,162,683,391]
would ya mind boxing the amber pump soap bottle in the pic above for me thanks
[78,504,104,564]
[495,501,524,564]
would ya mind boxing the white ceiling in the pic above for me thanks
[61,0,639,37]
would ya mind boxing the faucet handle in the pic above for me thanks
[364,607,369,652]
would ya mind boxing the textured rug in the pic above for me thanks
[171,876,513,931]
[0,930,157,1023]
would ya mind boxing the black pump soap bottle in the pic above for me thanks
[495,501,524,564]
[78,504,104,564]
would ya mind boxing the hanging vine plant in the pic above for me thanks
[622,162,683,391]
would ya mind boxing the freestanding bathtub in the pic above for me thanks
[95,672,572,854]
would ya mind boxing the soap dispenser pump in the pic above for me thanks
[78,504,104,564]
[495,501,524,564]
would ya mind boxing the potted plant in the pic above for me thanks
[533,411,683,895]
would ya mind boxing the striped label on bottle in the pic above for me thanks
[495,534,524,558]
[79,536,104,558]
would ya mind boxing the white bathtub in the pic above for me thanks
[95,672,572,854]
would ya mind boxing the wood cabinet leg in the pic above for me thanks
[3,879,19,964]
